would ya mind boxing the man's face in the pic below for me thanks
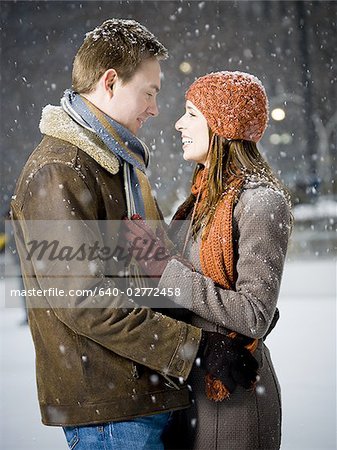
[107,58,161,135]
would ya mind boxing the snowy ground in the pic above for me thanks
[0,257,336,450]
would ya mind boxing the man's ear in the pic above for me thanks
[102,69,118,96]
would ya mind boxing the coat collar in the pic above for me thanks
[39,105,120,175]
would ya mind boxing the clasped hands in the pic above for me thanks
[122,214,258,397]
[122,214,189,277]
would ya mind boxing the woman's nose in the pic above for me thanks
[175,116,184,131]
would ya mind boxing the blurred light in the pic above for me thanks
[281,133,292,144]
[270,133,281,145]
[179,61,192,74]
[269,133,292,145]
[271,108,286,121]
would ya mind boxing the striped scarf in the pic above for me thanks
[61,89,160,220]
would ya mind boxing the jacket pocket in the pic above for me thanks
[63,426,79,449]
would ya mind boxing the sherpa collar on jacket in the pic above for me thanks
[39,105,120,175]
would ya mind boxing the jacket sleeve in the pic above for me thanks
[158,187,291,339]
[16,162,201,380]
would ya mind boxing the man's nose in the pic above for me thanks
[148,100,159,117]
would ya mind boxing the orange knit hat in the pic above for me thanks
[186,71,269,142]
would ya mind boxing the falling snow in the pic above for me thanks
[0,2,336,449]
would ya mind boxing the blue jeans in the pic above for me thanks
[63,412,171,449]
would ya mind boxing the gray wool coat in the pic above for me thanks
[159,183,292,450]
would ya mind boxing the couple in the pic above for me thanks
[11,19,291,450]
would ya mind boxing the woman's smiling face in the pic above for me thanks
[175,100,210,166]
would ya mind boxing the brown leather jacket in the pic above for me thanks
[10,106,201,426]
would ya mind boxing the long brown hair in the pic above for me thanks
[191,134,292,236]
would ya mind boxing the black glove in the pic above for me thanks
[197,330,259,393]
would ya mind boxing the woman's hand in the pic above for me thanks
[198,330,259,399]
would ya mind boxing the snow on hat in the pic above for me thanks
[186,71,269,142]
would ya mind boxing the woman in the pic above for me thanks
[125,71,292,449]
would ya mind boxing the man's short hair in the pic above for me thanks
[72,19,168,93]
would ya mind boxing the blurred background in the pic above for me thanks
[0,1,336,449]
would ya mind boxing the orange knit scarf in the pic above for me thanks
[190,169,258,401]
[191,169,244,290]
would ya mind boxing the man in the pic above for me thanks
[11,19,257,449]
